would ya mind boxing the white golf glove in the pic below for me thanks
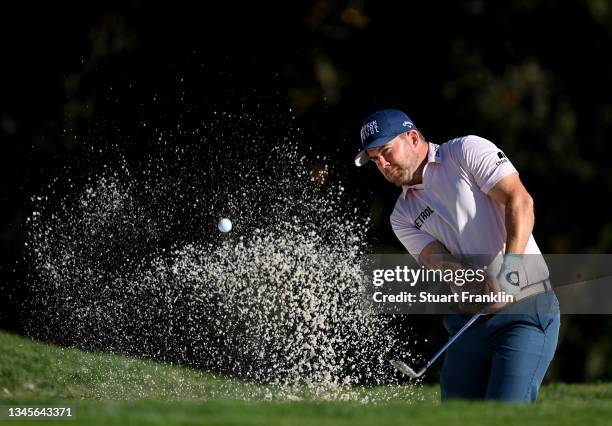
[496,253,528,296]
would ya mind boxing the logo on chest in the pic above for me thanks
[414,206,434,230]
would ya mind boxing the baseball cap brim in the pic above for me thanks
[353,134,397,167]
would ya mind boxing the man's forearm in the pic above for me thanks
[418,241,468,277]
[504,193,534,255]
[419,240,494,297]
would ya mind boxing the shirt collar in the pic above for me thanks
[402,142,441,197]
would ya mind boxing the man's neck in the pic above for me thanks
[408,143,429,186]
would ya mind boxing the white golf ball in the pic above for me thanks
[218,218,232,233]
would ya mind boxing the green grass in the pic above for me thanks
[1,330,611,425]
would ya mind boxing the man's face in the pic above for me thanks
[366,131,421,187]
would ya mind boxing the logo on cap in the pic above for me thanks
[360,120,380,144]
[355,109,418,167]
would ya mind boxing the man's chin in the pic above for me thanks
[385,172,411,187]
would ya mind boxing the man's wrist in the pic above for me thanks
[505,252,523,259]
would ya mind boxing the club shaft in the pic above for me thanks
[425,312,484,369]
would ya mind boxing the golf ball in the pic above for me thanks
[218,218,232,233]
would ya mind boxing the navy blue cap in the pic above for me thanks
[354,109,417,166]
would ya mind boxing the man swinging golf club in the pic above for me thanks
[355,109,560,402]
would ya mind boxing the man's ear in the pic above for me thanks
[407,130,420,146]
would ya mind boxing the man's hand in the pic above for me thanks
[458,271,514,314]
[496,253,528,296]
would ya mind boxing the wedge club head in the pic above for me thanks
[391,359,426,379]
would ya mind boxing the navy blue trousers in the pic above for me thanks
[441,291,560,402]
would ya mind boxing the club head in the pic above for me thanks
[390,359,425,378]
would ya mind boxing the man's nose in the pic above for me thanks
[374,154,390,169]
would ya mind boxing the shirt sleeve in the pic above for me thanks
[390,203,436,262]
[451,135,519,194]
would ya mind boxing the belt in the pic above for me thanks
[515,279,552,302]
[458,279,552,314]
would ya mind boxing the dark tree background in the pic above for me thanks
[2,1,612,383]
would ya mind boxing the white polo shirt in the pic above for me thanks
[390,135,548,282]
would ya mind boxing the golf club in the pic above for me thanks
[391,309,485,379]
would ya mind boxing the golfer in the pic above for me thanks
[355,109,560,402]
